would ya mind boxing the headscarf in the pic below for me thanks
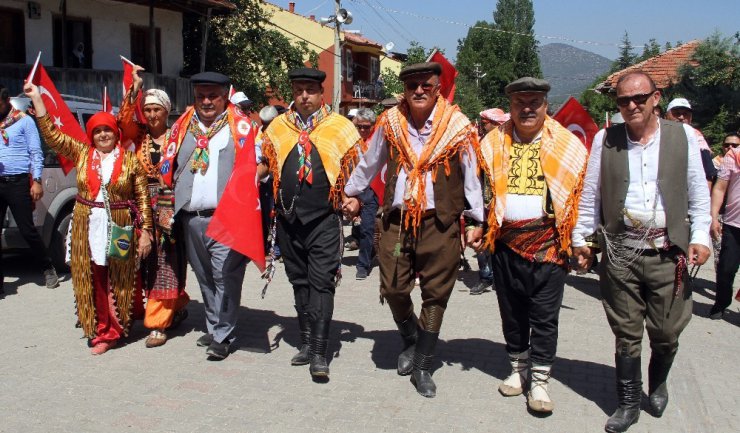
[86,111,120,145]
[143,89,171,113]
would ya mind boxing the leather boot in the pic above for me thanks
[647,352,675,418]
[291,309,311,366]
[410,328,439,398]
[395,313,418,376]
[309,319,330,379]
[605,354,642,433]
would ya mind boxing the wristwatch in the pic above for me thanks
[33,177,42,184]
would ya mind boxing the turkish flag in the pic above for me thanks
[102,86,113,114]
[206,113,265,271]
[121,56,144,123]
[26,54,87,174]
[552,97,599,153]
[369,165,386,205]
[428,50,457,103]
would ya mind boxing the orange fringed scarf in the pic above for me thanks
[478,116,588,255]
[262,106,361,209]
[382,95,478,232]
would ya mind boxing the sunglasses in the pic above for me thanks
[723,142,740,148]
[405,81,436,92]
[615,92,655,107]
[355,125,372,130]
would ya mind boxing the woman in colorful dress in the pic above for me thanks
[118,65,189,348]
[24,81,153,355]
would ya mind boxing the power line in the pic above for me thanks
[351,0,410,45]
[373,0,415,44]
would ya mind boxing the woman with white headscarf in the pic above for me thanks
[118,64,189,348]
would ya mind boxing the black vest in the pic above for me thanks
[600,119,690,253]
[277,143,332,224]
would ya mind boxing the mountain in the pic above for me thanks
[539,43,612,105]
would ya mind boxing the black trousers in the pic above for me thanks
[277,212,341,322]
[492,243,566,365]
[715,223,740,312]
[0,176,53,289]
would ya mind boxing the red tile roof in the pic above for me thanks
[343,32,382,49]
[597,40,701,93]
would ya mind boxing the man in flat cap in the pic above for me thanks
[572,71,710,432]
[342,62,485,398]
[258,67,361,381]
[162,71,263,360]
[476,76,588,413]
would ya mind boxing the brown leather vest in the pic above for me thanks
[600,119,690,253]
[381,144,465,229]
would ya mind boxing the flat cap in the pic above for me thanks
[504,77,551,96]
[381,97,399,108]
[191,71,231,86]
[288,68,326,83]
[399,62,442,81]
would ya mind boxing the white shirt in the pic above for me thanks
[88,148,118,266]
[572,122,711,249]
[344,108,484,222]
[187,120,230,211]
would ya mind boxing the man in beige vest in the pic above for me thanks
[572,71,711,433]
[343,62,484,398]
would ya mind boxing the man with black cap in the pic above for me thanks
[161,71,261,360]
[342,62,484,398]
[477,76,588,413]
[259,67,361,380]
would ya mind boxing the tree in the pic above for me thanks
[665,32,740,150]
[613,31,637,72]
[637,38,661,62]
[579,72,616,124]
[455,0,541,115]
[182,0,318,106]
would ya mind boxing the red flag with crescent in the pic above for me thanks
[552,96,598,153]
[26,53,87,174]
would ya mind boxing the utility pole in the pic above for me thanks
[474,63,486,88]
[333,0,342,113]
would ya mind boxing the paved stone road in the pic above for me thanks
[1,235,738,433]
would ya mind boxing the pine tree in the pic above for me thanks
[614,31,637,71]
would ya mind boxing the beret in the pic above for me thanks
[191,71,231,86]
[398,62,442,81]
[288,68,326,83]
[504,77,551,96]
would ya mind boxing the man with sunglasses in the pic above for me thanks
[477,77,588,414]
[710,132,740,320]
[572,71,711,432]
[259,68,361,381]
[342,62,484,398]
[666,98,717,189]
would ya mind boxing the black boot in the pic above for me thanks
[291,309,311,366]
[309,319,330,379]
[395,313,418,376]
[647,352,675,418]
[410,328,439,398]
[605,354,642,433]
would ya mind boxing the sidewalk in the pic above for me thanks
[0,240,737,432]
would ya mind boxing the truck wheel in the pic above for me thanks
[50,211,72,273]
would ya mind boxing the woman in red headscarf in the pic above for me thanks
[24,81,152,355]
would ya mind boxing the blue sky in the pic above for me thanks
[268,0,739,61]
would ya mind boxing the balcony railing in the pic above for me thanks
[351,80,384,101]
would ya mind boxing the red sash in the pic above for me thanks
[86,145,125,198]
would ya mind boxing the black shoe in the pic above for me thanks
[356,268,368,280]
[44,267,59,289]
[309,319,331,380]
[196,333,214,347]
[167,308,189,330]
[206,340,230,360]
[410,328,439,398]
[470,280,492,295]
[395,313,418,376]
[647,353,675,418]
[709,308,724,320]
[605,354,641,433]
[291,310,311,366]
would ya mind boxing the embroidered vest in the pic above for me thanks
[600,119,690,253]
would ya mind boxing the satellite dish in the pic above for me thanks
[336,8,353,25]
[384,42,395,52]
